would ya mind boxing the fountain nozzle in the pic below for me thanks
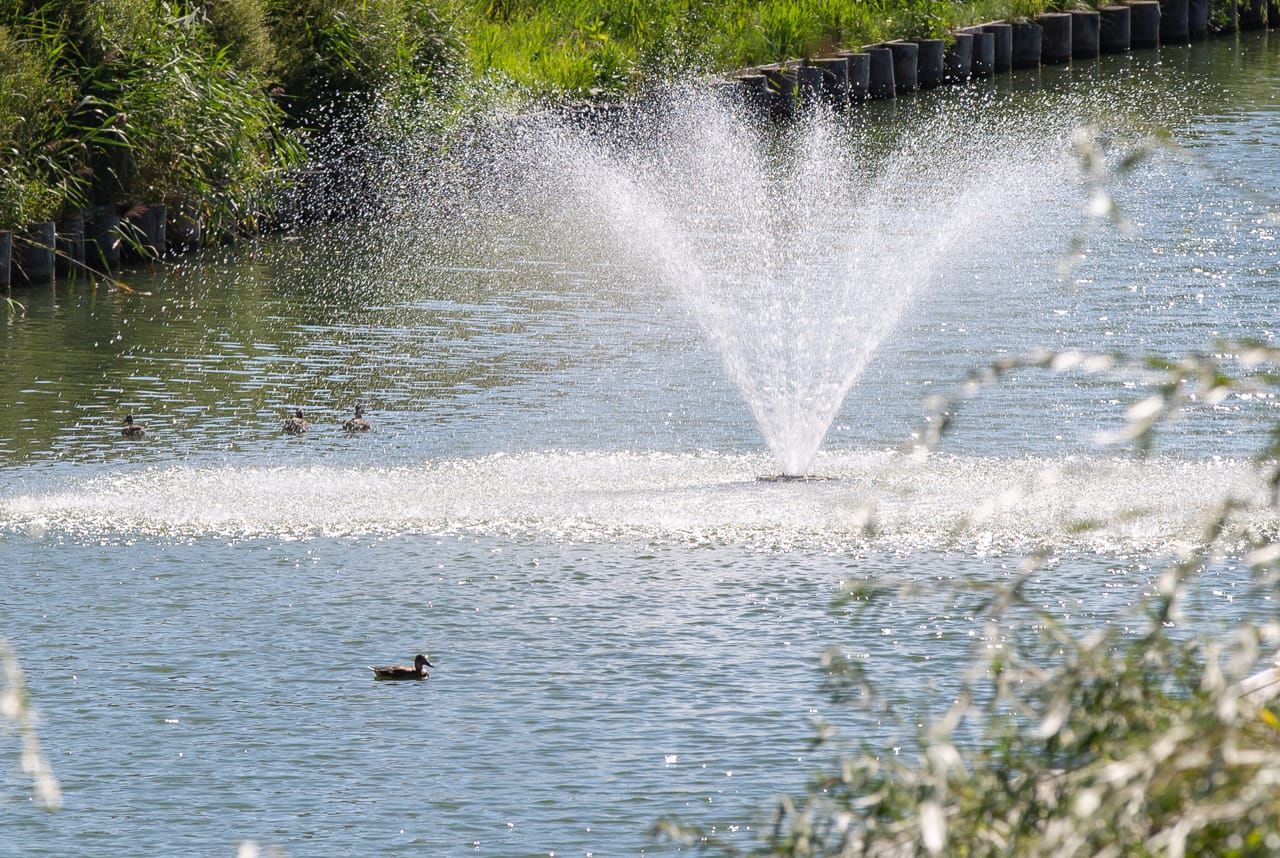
[757,474,834,483]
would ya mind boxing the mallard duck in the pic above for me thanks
[369,654,434,681]
[342,402,371,432]
[282,408,311,435]
[121,414,145,438]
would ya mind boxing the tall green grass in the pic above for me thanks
[73,1,302,231]
[267,0,460,112]
[456,0,964,98]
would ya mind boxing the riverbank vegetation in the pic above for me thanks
[0,0,1250,238]
[0,0,457,236]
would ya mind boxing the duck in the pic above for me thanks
[342,402,371,432]
[120,414,145,438]
[368,654,435,681]
[282,408,311,435]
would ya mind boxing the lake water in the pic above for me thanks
[1,33,1278,856]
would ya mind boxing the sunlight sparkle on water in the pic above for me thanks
[2,451,1272,553]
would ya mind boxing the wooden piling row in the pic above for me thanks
[2,203,172,287]
[735,0,1276,114]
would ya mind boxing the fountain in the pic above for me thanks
[437,88,1060,478]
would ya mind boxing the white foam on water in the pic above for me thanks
[4,451,1273,554]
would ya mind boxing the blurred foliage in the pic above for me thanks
[1207,0,1240,32]
[0,636,61,811]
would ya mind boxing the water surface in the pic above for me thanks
[1,33,1278,856]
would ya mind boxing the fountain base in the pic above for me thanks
[757,474,835,483]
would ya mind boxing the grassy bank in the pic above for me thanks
[0,0,1250,237]
[448,0,1241,96]
[461,0,957,96]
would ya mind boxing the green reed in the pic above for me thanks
[0,0,301,236]
[0,22,68,226]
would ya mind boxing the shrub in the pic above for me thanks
[64,0,302,233]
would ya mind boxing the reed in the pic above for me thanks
[74,0,302,235]
[0,22,68,227]
[266,0,461,114]
[0,0,301,237]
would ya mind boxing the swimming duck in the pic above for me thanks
[282,408,311,435]
[121,414,145,438]
[369,654,434,681]
[342,402,371,432]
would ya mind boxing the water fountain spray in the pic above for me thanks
[532,90,1021,477]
